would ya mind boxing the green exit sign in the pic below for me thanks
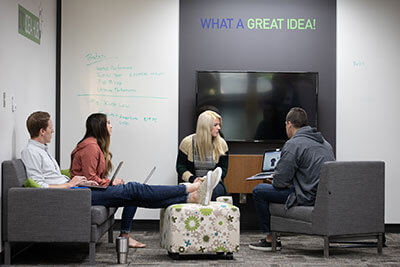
[18,4,41,44]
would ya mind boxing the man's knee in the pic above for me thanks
[253,183,276,200]
[253,183,266,199]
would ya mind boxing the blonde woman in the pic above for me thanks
[176,110,229,200]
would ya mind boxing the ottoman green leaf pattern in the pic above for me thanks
[160,201,240,255]
[171,204,184,212]
[199,208,213,216]
[185,216,200,231]
[214,246,228,252]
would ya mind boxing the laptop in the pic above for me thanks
[246,150,281,181]
[84,161,124,189]
[143,166,156,184]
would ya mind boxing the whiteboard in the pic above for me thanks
[337,0,400,223]
[61,0,179,219]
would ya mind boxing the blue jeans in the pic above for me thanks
[252,183,294,234]
[91,182,188,209]
[211,183,227,201]
[120,206,137,234]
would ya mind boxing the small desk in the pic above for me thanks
[224,154,264,194]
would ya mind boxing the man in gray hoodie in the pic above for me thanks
[249,107,335,251]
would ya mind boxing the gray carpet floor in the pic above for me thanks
[7,231,400,266]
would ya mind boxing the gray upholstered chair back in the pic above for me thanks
[2,159,116,264]
[2,159,28,240]
[312,161,385,236]
[2,159,27,187]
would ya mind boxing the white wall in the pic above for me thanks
[337,0,400,223]
[0,0,57,250]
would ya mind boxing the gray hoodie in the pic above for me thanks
[272,126,335,209]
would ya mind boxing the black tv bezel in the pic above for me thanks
[195,70,319,143]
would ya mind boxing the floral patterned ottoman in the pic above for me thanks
[160,201,240,259]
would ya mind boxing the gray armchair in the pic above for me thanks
[2,159,117,265]
[270,161,385,257]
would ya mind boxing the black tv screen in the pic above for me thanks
[196,71,318,142]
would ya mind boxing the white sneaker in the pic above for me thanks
[210,167,222,190]
[199,168,222,205]
[199,172,211,205]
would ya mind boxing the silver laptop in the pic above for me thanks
[84,161,124,189]
[246,150,281,181]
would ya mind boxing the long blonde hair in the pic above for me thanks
[195,110,226,161]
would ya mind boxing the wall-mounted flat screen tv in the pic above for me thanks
[196,71,318,142]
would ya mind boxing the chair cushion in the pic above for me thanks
[23,178,41,188]
[60,169,71,178]
[91,206,117,225]
[270,203,314,222]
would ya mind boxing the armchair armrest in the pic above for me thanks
[7,188,92,243]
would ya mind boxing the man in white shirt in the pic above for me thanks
[21,111,88,188]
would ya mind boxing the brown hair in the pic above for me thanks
[74,113,113,176]
[26,111,51,138]
[286,107,308,128]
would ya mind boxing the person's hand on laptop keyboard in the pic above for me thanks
[68,175,88,187]
[78,180,99,186]
[112,178,125,185]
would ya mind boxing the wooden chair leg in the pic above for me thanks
[271,232,277,252]
[89,242,96,265]
[4,241,11,265]
[323,236,329,258]
[377,233,383,255]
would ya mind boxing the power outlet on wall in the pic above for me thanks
[239,193,247,204]
[11,96,16,112]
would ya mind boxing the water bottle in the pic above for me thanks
[116,236,129,264]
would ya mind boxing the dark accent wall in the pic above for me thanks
[179,0,336,154]
[56,0,61,162]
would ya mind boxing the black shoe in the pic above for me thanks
[249,239,282,251]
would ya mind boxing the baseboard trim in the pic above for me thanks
[115,219,160,231]
[116,220,400,233]
[385,224,400,233]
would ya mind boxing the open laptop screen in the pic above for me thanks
[262,151,281,172]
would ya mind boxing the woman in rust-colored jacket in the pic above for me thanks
[71,113,145,248]
[71,137,111,187]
